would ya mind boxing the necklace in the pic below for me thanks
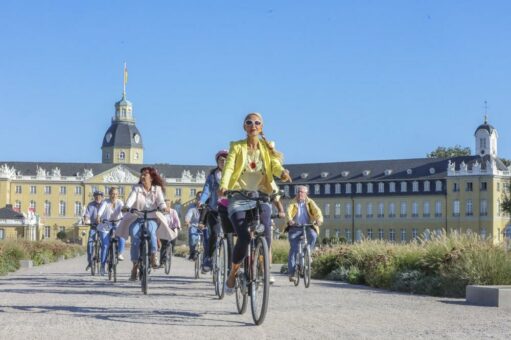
[247,149,260,171]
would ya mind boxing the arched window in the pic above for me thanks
[424,180,430,192]
[325,184,331,195]
[44,201,51,216]
[119,151,126,160]
[59,201,66,216]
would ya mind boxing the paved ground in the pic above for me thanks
[0,255,510,340]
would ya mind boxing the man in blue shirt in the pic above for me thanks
[83,191,104,271]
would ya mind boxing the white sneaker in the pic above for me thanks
[269,276,275,285]
[117,254,125,261]
[224,282,234,296]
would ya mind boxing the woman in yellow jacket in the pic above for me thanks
[286,185,323,283]
[219,112,291,290]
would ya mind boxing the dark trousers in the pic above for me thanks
[160,238,176,262]
[230,202,272,264]
[218,205,234,270]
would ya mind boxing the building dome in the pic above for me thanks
[102,121,143,148]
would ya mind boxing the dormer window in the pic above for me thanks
[363,170,371,177]
[321,172,329,178]
[429,167,436,174]
[341,171,350,177]
[406,169,413,175]
[384,169,393,176]
[300,173,309,179]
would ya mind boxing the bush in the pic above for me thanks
[271,240,289,264]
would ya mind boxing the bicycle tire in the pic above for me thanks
[293,252,300,287]
[194,251,201,279]
[107,250,112,281]
[217,238,228,299]
[112,243,118,283]
[141,239,149,295]
[95,239,101,276]
[250,237,270,325]
[164,243,172,275]
[213,246,219,294]
[235,273,248,314]
[90,240,96,276]
[304,245,311,288]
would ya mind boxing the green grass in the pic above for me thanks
[0,240,85,275]
[311,233,511,297]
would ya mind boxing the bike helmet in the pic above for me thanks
[215,149,228,162]
[93,191,104,197]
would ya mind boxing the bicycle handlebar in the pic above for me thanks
[128,207,161,214]
[225,190,278,203]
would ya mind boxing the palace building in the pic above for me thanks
[0,77,509,244]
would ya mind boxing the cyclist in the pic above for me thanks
[197,149,228,273]
[286,185,323,283]
[184,191,209,262]
[159,199,181,268]
[218,112,291,291]
[83,191,104,271]
[97,187,125,275]
[116,167,173,281]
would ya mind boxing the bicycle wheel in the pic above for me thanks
[213,246,219,294]
[95,240,101,276]
[235,272,248,314]
[303,245,311,288]
[194,250,201,279]
[141,239,149,295]
[216,238,228,299]
[107,248,112,281]
[111,242,118,283]
[90,241,96,276]
[293,252,300,287]
[164,243,172,275]
[250,237,270,325]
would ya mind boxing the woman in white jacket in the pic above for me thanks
[97,187,124,275]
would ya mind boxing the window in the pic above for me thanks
[325,229,330,238]
[284,185,290,197]
[366,203,373,218]
[175,188,182,196]
[346,183,352,194]
[44,226,51,238]
[334,203,341,219]
[412,228,418,240]
[314,184,320,195]
[400,182,407,192]
[324,203,330,218]
[453,183,459,192]
[325,184,331,195]
[389,229,396,242]
[412,201,418,217]
[356,183,362,194]
[480,199,488,216]
[435,180,442,192]
[355,203,362,218]
[400,228,407,242]
[14,200,21,212]
[74,202,82,216]
[345,228,352,242]
[44,201,51,216]
[15,185,22,194]
[412,181,419,192]
[378,182,384,193]
[345,203,352,218]
[190,188,197,197]
[453,200,460,217]
[106,152,110,160]
[367,183,373,193]
[480,182,487,191]
[378,202,384,218]
[367,229,373,240]
[294,186,299,194]
[29,200,36,212]
[44,185,51,194]
[378,228,384,240]
[118,186,124,196]
[92,186,98,194]
[400,201,407,218]
[355,229,362,242]
[435,228,442,237]
[60,186,66,195]
[435,200,442,217]
[423,228,431,241]
[424,181,430,192]
[466,182,473,192]
[134,152,139,160]
[59,201,66,216]
[389,202,396,218]
[466,199,473,216]
[0,228,4,240]
[119,151,126,160]
[389,182,396,193]
[335,183,341,194]
[30,185,37,194]
[423,201,430,217]
[480,227,487,239]
[75,186,82,195]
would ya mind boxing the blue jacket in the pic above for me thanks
[199,169,220,211]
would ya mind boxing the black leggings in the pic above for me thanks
[230,203,272,265]
[218,205,234,269]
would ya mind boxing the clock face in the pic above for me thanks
[105,132,112,143]
[134,133,140,144]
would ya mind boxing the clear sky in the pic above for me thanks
[1,1,510,166]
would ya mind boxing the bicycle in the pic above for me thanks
[226,190,276,326]
[194,228,204,279]
[86,223,101,276]
[290,224,314,288]
[163,239,173,275]
[104,219,121,283]
[129,207,159,295]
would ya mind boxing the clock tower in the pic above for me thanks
[101,65,144,164]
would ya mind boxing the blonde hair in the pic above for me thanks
[244,112,283,162]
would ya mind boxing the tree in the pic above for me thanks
[501,158,511,167]
[427,145,471,158]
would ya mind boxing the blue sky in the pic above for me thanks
[1,1,510,165]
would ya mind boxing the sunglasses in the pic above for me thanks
[245,119,262,126]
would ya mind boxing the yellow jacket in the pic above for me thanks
[286,198,323,234]
[220,139,285,195]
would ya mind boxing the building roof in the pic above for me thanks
[0,205,24,219]
[474,123,496,136]
[101,121,143,148]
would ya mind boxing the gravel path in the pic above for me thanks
[0,254,510,339]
